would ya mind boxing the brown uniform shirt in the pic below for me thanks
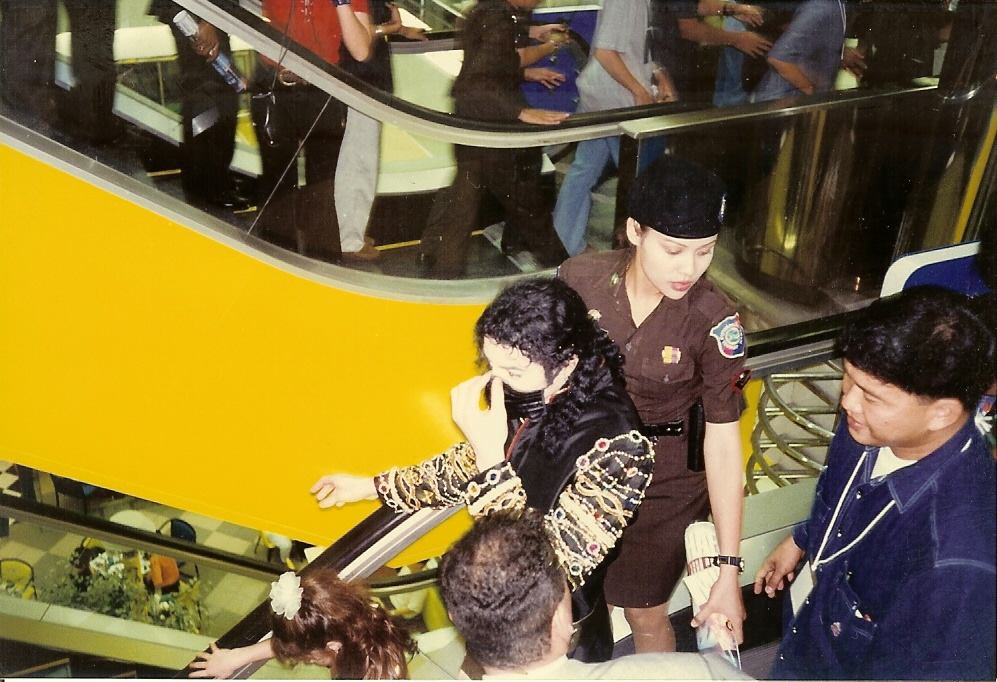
[560,249,747,606]
[560,249,745,427]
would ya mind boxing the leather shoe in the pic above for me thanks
[341,238,381,262]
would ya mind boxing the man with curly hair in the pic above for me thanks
[439,510,749,679]
[311,278,655,661]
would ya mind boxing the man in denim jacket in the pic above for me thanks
[754,286,995,680]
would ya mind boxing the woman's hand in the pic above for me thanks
[518,108,570,125]
[451,374,508,471]
[310,473,377,508]
[529,22,568,42]
[732,3,765,27]
[524,67,566,89]
[397,24,427,41]
[193,21,221,60]
[690,569,746,644]
[189,643,245,679]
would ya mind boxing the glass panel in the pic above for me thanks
[0,0,991,299]
[0,466,289,640]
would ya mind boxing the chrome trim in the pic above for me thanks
[176,1,944,147]
[744,339,838,375]
[337,507,461,582]
[619,85,936,139]
[0,117,516,305]
[0,495,280,581]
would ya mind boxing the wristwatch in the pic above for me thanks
[712,555,745,573]
[333,0,351,6]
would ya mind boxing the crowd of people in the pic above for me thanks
[182,150,993,680]
[0,0,956,274]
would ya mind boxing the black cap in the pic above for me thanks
[627,155,727,238]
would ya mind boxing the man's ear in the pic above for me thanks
[926,398,966,433]
[625,218,643,247]
[549,587,574,649]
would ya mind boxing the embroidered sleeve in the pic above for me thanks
[546,430,654,589]
[375,442,480,513]
[465,431,655,591]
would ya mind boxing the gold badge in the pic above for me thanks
[661,346,682,364]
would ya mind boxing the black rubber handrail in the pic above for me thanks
[177,0,947,146]
[0,494,281,581]
[172,505,411,677]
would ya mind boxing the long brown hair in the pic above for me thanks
[270,569,415,679]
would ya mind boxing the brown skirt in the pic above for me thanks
[603,435,710,608]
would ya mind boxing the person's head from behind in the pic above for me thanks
[625,155,727,301]
[474,277,622,400]
[268,569,413,679]
[439,510,573,673]
[837,286,995,456]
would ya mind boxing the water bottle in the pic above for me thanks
[172,10,247,92]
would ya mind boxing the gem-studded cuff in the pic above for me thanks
[465,463,527,517]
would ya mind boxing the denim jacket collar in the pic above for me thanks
[881,417,981,513]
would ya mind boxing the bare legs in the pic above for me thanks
[623,604,676,653]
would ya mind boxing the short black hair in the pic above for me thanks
[439,510,566,670]
[838,286,995,410]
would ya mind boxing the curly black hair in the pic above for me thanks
[474,277,625,453]
[439,509,566,670]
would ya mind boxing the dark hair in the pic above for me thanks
[474,278,625,452]
[439,510,566,670]
[838,286,995,410]
[270,569,415,679]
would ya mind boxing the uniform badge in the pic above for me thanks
[710,314,745,359]
[661,346,682,364]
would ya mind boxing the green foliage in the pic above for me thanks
[39,547,206,634]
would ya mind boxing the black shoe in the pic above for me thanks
[190,187,254,211]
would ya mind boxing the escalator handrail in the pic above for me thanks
[0,494,281,581]
[175,504,460,678]
[177,0,945,148]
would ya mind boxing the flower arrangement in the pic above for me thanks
[40,547,206,634]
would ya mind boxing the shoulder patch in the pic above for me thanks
[709,313,745,359]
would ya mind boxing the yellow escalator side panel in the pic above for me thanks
[0,141,479,562]
[740,378,762,467]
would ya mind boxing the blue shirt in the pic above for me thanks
[772,418,996,680]
[754,0,845,101]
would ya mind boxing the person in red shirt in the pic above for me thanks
[250,0,372,262]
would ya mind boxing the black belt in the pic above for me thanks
[639,418,684,438]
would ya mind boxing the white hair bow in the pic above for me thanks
[269,571,304,620]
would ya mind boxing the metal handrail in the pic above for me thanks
[177,0,946,148]
[0,494,281,581]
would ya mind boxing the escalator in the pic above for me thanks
[1,0,995,675]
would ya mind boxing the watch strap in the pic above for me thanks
[713,554,744,572]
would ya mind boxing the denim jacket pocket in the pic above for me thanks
[824,571,878,667]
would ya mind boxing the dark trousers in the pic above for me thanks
[61,0,117,136]
[250,70,346,261]
[571,596,615,663]
[166,22,239,201]
[0,0,57,122]
[420,145,567,278]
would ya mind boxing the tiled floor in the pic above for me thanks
[0,461,278,637]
